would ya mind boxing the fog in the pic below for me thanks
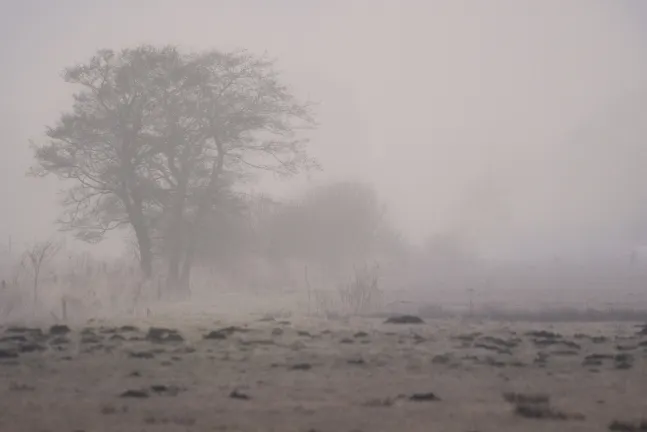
[1,1,647,320]
[3,4,647,428]
[0,1,645,258]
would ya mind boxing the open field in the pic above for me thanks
[1,303,646,432]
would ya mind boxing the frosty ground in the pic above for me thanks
[0,298,646,432]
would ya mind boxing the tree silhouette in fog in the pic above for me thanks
[30,45,317,293]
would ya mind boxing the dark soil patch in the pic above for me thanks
[473,343,512,355]
[409,392,440,402]
[481,335,520,349]
[583,357,604,367]
[574,333,608,343]
[615,353,635,369]
[229,389,251,400]
[49,336,69,346]
[81,334,103,344]
[533,338,580,350]
[0,335,28,343]
[551,350,579,357]
[119,389,149,398]
[290,363,312,371]
[615,353,634,363]
[150,384,182,396]
[0,348,19,359]
[481,356,506,367]
[6,327,43,337]
[146,327,184,343]
[514,403,584,421]
[608,419,647,431]
[616,361,633,370]
[534,352,549,365]
[503,392,583,421]
[617,344,638,351]
[432,353,453,365]
[49,325,71,335]
[18,343,46,353]
[503,392,550,405]
[384,315,425,324]
[586,353,615,361]
[129,351,155,359]
[203,330,228,340]
[525,330,561,339]
[452,332,482,343]
[216,326,249,336]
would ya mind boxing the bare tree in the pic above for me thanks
[24,239,62,306]
[31,45,318,293]
[263,181,399,275]
[29,47,178,277]
[155,49,318,294]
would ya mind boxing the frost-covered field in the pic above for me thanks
[1,299,646,432]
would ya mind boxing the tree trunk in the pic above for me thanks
[121,168,153,279]
[166,244,181,292]
[171,141,224,298]
[164,139,223,299]
[175,203,208,299]
[33,270,39,306]
[140,243,153,279]
[165,174,189,296]
[178,246,194,297]
[165,251,191,300]
[165,235,192,299]
[131,213,153,278]
[165,213,184,288]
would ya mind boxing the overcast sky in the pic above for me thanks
[2,0,647,260]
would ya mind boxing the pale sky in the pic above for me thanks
[2,0,647,260]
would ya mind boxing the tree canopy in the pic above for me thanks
[31,45,317,288]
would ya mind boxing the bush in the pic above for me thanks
[337,263,382,315]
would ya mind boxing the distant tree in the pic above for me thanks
[23,239,62,306]
[31,45,317,292]
[264,181,402,278]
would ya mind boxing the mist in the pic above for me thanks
[0,0,645,262]
[4,3,647,429]
[0,0,647,321]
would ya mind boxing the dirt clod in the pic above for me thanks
[384,315,425,324]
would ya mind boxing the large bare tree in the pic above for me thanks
[30,47,179,276]
[31,45,317,290]
[149,49,318,293]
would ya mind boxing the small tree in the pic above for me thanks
[338,262,382,315]
[24,239,62,306]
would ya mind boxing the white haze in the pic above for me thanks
[2,0,647,261]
